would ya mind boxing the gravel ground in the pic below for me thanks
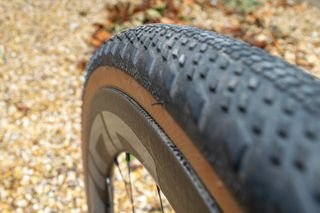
[0,1,106,212]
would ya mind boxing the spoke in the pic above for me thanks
[113,153,174,212]
[157,185,164,213]
[126,153,135,213]
[113,157,130,197]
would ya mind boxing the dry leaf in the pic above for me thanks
[93,29,112,41]
[89,37,103,47]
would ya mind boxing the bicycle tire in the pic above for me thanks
[82,24,320,213]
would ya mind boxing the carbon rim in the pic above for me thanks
[84,87,219,212]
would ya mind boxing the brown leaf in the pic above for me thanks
[89,37,103,48]
[93,29,112,42]
[93,23,104,30]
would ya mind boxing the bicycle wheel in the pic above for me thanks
[82,24,320,213]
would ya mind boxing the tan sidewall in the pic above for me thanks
[82,66,243,213]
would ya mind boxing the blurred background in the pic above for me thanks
[0,0,319,212]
